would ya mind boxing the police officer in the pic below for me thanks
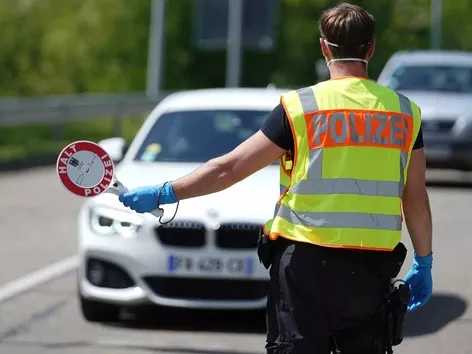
[119,3,433,353]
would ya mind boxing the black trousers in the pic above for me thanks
[265,239,388,354]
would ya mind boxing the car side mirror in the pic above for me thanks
[122,142,129,157]
[98,137,127,162]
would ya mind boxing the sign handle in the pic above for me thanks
[106,179,164,218]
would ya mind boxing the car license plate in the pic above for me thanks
[167,255,254,276]
[425,147,451,160]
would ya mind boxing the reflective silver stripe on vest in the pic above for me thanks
[298,86,319,113]
[397,92,413,194]
[273,203,280,218]
[291,178,401,197]
[291,87,413,197]
[277,204,402,231]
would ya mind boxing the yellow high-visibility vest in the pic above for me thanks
[263,77,422,251]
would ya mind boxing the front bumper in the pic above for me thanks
[78,251,269,310]
[77,207,270,310]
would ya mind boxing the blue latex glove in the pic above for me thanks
[118,182,178,213]
[403,252,433,312]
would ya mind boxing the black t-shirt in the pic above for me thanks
[261,103,424,152]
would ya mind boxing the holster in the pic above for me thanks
[384,281,411,353]
[257,227,276,269]
[362,242,409,353]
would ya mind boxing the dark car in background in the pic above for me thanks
[377,50,472,171]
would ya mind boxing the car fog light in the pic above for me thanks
[88,261,105,286]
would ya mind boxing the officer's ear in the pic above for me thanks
[366,39,376,60]
[320,38,331,60]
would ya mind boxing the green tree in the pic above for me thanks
[0,0,471,97]
[0,0,150,96]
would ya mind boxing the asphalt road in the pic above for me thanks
[0,167,472,354]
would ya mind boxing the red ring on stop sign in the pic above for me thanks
[56,140,115,197]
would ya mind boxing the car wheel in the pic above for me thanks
[79,294,121,323]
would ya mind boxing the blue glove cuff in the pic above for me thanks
[413,251,433,268]
[156,181,178,205]
[166,181,178,203]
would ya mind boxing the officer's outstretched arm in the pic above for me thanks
[171,130,286,200]
[402,148,433,257]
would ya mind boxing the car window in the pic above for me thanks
[134,110,270,163]
[386,64,472,93]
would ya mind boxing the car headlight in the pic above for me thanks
[452,115,472,138]
[89,206,144,238]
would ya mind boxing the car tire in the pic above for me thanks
[79,294,121,323]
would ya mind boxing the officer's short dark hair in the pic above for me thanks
[318,3,376,60]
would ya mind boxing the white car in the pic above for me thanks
[77,87,288,322]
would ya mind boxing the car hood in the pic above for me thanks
[397,91,472,120]
[88,161,281,224]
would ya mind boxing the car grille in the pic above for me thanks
[155,220,205,248]
[143,276,269,301]
[216,223,261,249]
[422,119,455,133]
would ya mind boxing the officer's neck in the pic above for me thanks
[328,62,369,80]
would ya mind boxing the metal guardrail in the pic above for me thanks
[0,91,172,127]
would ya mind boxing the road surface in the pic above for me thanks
[0,167,471,354]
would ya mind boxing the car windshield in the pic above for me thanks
[386,64,472,93]
[134,110,270,163]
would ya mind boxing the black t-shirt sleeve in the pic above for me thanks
[412,125,424,150]
[260,103,294,151]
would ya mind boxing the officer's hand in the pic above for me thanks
[118,182,178,213]
[403,252,433,312]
